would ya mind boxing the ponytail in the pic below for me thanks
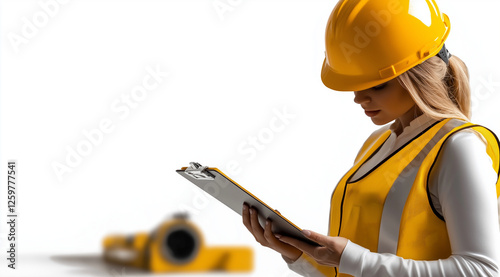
[445,56,471,119]
[397,55,471,122]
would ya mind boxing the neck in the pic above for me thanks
[393,105,423,136]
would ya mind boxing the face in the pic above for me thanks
[353,78,416,126]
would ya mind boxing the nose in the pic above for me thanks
[353,90,371,105]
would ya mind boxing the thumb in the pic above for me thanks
[302,230,329,246]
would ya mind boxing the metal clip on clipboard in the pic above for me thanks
[184,162,215,180]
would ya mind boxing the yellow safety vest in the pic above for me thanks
[302,118,500,277]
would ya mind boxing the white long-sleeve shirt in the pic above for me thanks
[288,115,500,277]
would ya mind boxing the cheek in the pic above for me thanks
[398,92,416,110]
[385,91,414,114]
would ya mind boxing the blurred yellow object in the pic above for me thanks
[102,213,253,273]
[321,0,451,91]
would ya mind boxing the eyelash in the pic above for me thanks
[373,83,388,90]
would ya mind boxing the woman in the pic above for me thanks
[242,0,500,276]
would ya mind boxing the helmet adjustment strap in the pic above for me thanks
[437,44,452,65]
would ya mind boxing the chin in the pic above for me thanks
[371,117,391,126]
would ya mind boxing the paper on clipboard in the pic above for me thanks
[176,162,320,247]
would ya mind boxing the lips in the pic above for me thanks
[364,110,380,117]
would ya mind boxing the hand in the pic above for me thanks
[242,203,302,262]
[277,229,348,268]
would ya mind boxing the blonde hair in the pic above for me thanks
[396,55,471,122]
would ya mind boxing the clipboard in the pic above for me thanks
[176,162,320,247]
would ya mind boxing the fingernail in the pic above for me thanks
[249,209,253,215]
[302,230,311,237]
[243,205,247,211]
[275,234,282,239]
[265,220,269,226]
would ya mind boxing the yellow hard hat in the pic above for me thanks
[321,0,451,91]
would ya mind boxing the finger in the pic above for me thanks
[242,204,254,235]
[301,230,331,247]
[263,219,281,246]
[277,235,319,257]
[249,207,267,244]
[265,221,303,260]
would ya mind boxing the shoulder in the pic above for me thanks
[363,124,392,149]
[368,124,392,141]
[353,124,392,164]
[429,127,498,220]
[441,129,488,160]
[430,128,496,194]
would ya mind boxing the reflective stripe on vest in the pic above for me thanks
[377,119,465,254]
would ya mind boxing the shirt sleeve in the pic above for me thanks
[286,253,328,277]
[337,130,500,277]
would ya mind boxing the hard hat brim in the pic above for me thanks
[320,58,400,92]
[320,39,449,92]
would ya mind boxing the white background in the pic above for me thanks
[0,0,499,276]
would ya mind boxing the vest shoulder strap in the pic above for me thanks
[353,127,391,165]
